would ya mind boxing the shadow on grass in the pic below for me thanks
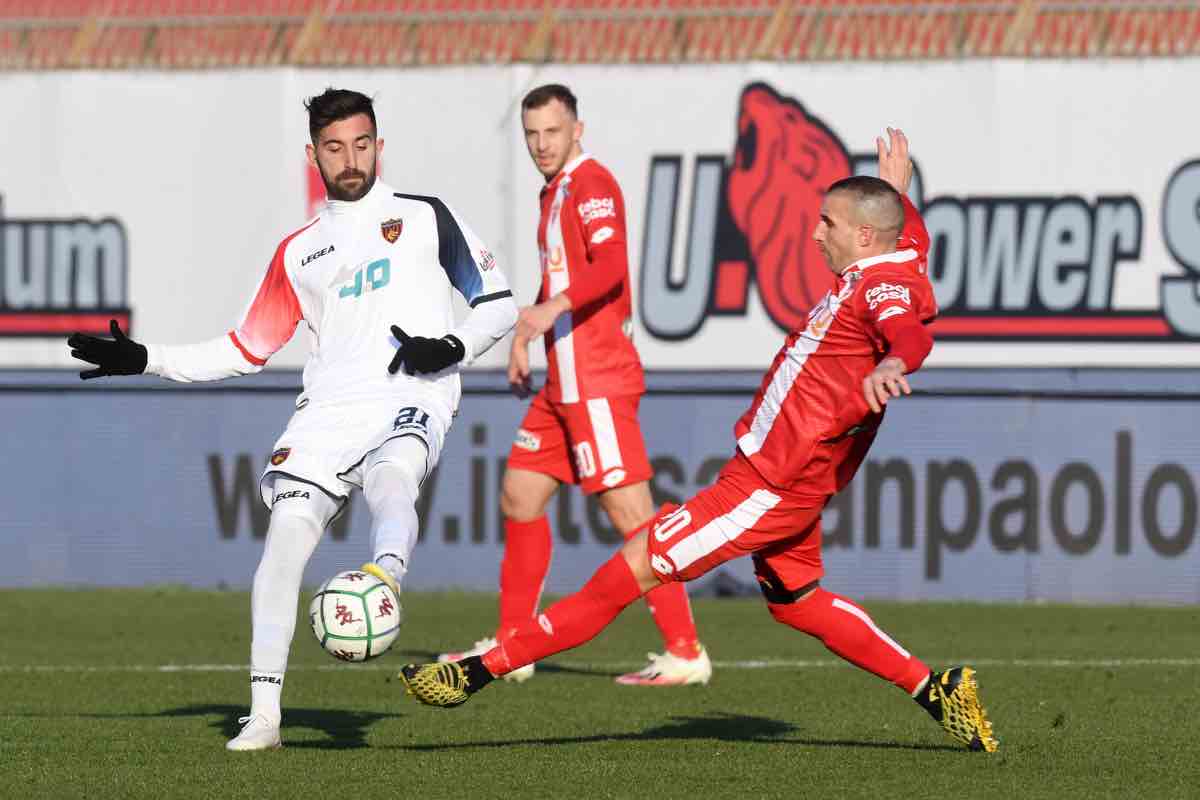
[15,705,399,750]
[390,711,961,753]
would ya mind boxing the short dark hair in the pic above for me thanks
[522,84,578,117]
[304,88,377,143]
[827,175,904,232]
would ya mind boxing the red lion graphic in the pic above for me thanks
[727,83,852,331]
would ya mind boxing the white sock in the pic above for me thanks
[364,449,424,587]
[248,479,335,722]
[375,552,407,587]
[250,671,285,725]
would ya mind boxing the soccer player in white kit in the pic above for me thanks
[67,89,518,751]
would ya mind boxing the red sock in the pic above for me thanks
[483,552,643,676]
[497,516,553,635]
[768,588,930,694]
[644,583,701,658]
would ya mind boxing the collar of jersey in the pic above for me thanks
[324,177,388,217]
[841,247,918,278]
[545,152,593,192]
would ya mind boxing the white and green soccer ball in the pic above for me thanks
[309,570,402,662]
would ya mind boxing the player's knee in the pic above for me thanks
[266,487,333,535]
[761,578,822,625]
[597,482,655,535]
[366,459,421,500]
[619,529,662,593]
[500,474,548,521]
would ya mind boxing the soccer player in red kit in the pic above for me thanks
[439,84,711,685]
[404,129,998,753]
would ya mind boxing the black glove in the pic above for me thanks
[388,326,465,375]
[67,319,148,380]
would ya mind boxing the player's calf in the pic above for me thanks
[762,580,930,693]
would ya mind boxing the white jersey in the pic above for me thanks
[144,178,516,414]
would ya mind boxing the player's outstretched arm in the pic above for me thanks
[67,319,147,380]
[876,127,912,195]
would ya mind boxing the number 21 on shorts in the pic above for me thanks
[393,406,429,433]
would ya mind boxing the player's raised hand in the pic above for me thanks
[388,326,465,375]
[862,355,911,414]
[67,319,147,380]
[876,127,913,195]
[508,335,534,398]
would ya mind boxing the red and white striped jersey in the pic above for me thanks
[734,196,936,497]
[537,154,644,403]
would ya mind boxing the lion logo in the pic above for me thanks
[726,83,851,332]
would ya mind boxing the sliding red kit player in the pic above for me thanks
[439,83,711,685]
[404,129,998,752]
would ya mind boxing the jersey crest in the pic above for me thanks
[380,218,403,243]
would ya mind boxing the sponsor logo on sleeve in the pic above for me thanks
[301,244,335,266]
[590,226,615,245]
[514,428,541,452]
[273,489,311,502]
[865,282,912,310]
[578,196,616,225]
[478,248,496,270]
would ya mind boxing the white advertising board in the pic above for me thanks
[1,61,1197,370]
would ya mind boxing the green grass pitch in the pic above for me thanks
[2,589,1196,799]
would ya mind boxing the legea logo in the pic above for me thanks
[640,81,1200,341]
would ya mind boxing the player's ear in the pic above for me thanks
[375,137,384,159]
[305,142,318,168]
[573,118,584,145]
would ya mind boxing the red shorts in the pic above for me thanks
[647,451,826,591]
[506,391,653,495]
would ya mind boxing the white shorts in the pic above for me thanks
[259,395,450,509]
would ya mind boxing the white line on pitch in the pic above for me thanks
[1,657,1197,674]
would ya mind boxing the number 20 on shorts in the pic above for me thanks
[653,506,692,543]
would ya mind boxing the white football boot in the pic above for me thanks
[225,715,282,751]
[615,646,713,686]
[438,636,535,684]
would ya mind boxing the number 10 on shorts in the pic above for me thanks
[572,441,596,478]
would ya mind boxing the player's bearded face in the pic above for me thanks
[523,101,582,180]
[310,113,381,202]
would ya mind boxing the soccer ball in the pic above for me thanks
[309,570,402,662]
